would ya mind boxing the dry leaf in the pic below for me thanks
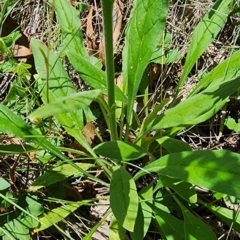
[86,5,98,55]
[82,122,96,146]
[113,0,123,50]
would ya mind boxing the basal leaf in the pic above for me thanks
[0,178,10,191]
[134,150,240,198]
[67,51,126,102]
[50,0,100,66]
[0,145,36,155]
[123,0,168,123]
[110,166,138,232]
[93,140,150,162]
[157,136,192,153]
[0,104,83,167]
[179,0,232,89]
[29,90,101,123]
[174,197,217,240]
[31,40,94,154]
[190,49,240,96]
[30,39,75,97]
[49,0,88,57]
[153,204,184,240]
[146,76,240,132]
[34,201,90,232]
[109,215,126,240]
[203,202,240,232]
[161,176,197,203]
[130,183,153,240]
[30,163,93,191]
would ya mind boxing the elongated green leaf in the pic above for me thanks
[109,216,126,240]
[110,167,138,232]
[30,39,75,97]
[93,140,150,162]
[29,90,100,123]
[190,50,240,96]
[134,150,240,198]
[203,202,240,232]
[34,201,90,232]
[179,0,232,89]
[157,136,192,153]
[0,103,95,188]
[0,104,67,163]
[67,51,126,102]
[0,144,36,155]
[161,176,197,203]
[30,163,93,191]
[31,39,94,154]
[146,77,240,132]
[49,0,87,57]
[123,0,168,123]
[153,204,184,240]
[50,0,100,67]
[174,197,217,240]
[130,183,153,240]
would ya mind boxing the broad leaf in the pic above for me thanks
[130,183,153,240]
[0,195,43,240]
[0,104,67,163]
[174,197,217,240]
[134,150,240,198]
[0,144,37,155]
[30,39,76,97]
[109,216,126,240]
[50,0,100,66]
[161,176,197,203]
[30,163,93,191]
[34,201,90,232]
[190,49,240,96]
[67,51,126,102]
[203,202,240,232]
[157,136,192,153]
[178,0,232,89]
[145,77,240,132]
[94,140,150,162]
[31,39,93,154]
[0,178,10,191]
[110,167,138,231]
[153,204,184,240]
[122,0,168,123]
[49,0,88,57]
[29,90,101,123]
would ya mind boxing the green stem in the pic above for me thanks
[101,0,117,141]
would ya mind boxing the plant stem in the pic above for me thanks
[101,0,117,141]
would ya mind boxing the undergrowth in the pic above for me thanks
[1,0,240,239]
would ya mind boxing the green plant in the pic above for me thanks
[1,0,240,239]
